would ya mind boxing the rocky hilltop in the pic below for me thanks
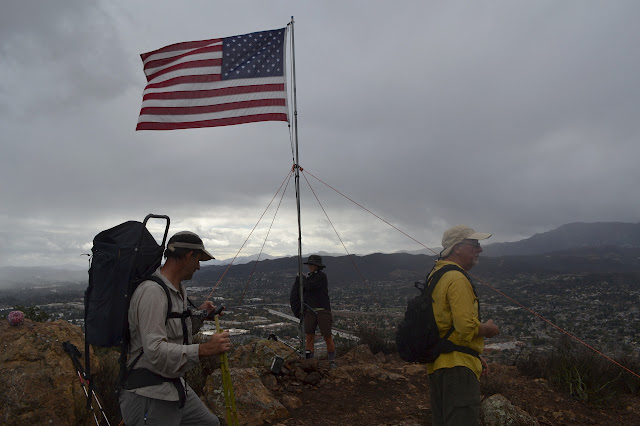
[2,319,639,425]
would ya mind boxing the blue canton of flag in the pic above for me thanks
[222,29,285,80]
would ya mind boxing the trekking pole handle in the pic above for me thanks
[206,305,225,320]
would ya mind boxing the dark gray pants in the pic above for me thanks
[119,387,220,426]
[428,366,480,426]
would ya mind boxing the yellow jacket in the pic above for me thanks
[426,260,484,380]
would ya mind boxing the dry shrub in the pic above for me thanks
[335,335,358,357]
[516,335,637,407]
[355,325,396,355]
[480,364,511,397]
[90,347,122,424]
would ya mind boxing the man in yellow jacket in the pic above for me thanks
[427,225,500,426]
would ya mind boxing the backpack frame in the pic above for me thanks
[83,214,170,405]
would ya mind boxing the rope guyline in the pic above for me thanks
[204,168,294,301]
[300,169,369,284]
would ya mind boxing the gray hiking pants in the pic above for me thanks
[119,388,220,426]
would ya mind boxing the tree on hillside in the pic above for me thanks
[12,305,50,322]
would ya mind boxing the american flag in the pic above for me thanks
[136,28,289,131]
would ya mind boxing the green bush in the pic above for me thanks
[11,305,50,322]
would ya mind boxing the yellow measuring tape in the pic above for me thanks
[215,315,239,426]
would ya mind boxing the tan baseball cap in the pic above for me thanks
[440,225,491,258]
[167,231,216,261]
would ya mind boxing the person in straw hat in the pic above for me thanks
[428,225,500,426]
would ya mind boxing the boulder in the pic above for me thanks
[230,339,300,371]
[402,363,428,376]
[203,367,288,425]
[302,371,322,386]
[280,394,302,410]
[481,394,539,426]
[339,344,382,364]
[0,319,99,425]
[300,357,318,372]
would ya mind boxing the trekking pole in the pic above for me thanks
[213,312,239,426]
[62,341,111,426]
[74,369,101,425]
[267,333,303,358]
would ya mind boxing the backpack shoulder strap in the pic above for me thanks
[145,275,192,345]
[426,264,481,360]
[145,275,173,319]
[426,263,466,286]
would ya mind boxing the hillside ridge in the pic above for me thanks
[2,319,639,425]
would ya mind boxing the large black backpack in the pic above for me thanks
[289,276,302,318]
[83,214,170,402]
[395,264,481,363]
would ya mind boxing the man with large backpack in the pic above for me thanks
[428,225,499,426]
[119,231,231,426]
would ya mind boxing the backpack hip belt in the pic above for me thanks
[124,368,187,408]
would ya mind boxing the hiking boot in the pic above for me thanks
[330,360,337,369]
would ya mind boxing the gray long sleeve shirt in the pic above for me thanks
[125,267,201,401]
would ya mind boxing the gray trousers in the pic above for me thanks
[119,386,220,426]
[428,366,481,426]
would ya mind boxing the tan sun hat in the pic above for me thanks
[440,225,491,258]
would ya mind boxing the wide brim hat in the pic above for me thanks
[303,254,325,268]
[440,225,491,258]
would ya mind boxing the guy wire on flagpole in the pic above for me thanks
[290,16,306,355]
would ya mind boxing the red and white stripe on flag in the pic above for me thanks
[136,28,289,131]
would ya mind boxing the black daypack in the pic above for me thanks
[289,277,302,318]
[83,214,171,404]
[395,264,481,363]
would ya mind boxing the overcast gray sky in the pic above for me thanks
[1,1,639,269]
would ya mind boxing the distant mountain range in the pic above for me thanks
[481,222,640,256]
[191,222,640,283]
[0,266,87,289]
[1,222,639,288]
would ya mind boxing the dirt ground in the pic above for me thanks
[276,360,640,426]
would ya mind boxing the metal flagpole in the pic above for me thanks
[290,16,306,356]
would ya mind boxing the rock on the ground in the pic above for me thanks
[481,394,539,426]
[0,319,99,425]
[203,366,288,425]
